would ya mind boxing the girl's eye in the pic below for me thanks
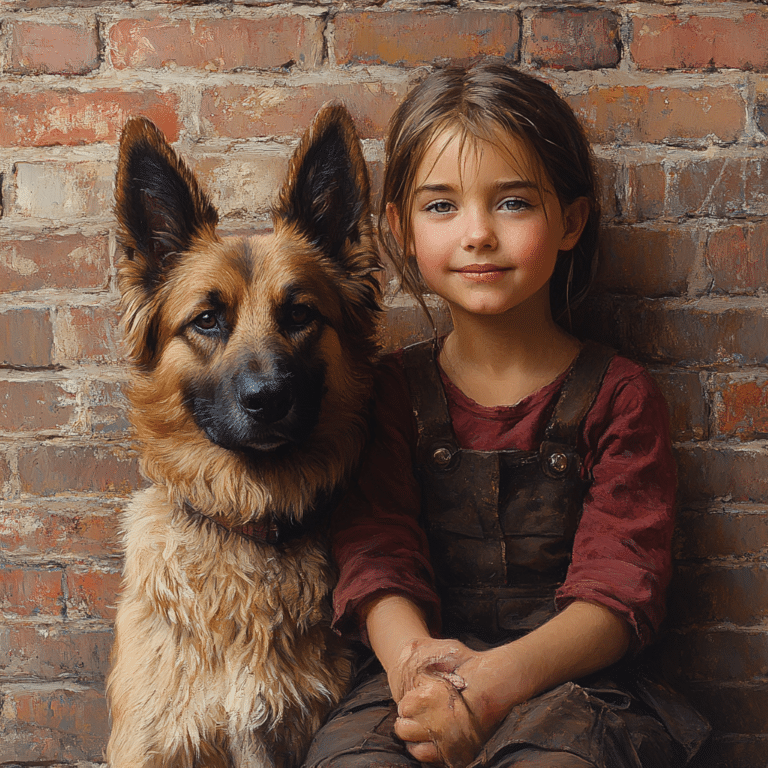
[499,198,530,212]
[192,310,219,332]
[425,200,455,214]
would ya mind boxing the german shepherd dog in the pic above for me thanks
[106,105,380,768]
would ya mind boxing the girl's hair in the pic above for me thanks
[379,62,601,324]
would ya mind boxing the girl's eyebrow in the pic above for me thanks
[414,180,540,195]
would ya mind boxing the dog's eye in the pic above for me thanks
[287,304,315,328]
[192,310,218,331]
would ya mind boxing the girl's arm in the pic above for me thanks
[393,600,631,766]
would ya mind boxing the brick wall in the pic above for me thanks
[0,2,765,766]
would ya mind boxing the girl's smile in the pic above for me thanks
[388,130,588,321]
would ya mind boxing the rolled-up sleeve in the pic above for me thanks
[331,356,441,643]
[555,369,676,650]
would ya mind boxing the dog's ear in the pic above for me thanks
[273,103,371,265]
[115,117,218,284]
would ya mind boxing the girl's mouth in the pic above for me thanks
[455,264,510,282]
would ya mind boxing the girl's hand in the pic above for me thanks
[388,636,474,701]
[395,673,483,768]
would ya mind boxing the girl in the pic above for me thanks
[304,63,709,768]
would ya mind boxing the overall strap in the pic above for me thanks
[402,340,455,440]
[543,341,616,447]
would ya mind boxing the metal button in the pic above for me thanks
[432,447,453,467]
[548,452,568,473]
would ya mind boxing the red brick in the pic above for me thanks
[0,379,76,433]
[0,308,54,368]
[109,15,322,71]
[669,563,768,626]
[0,233,109,293]
[54,305,122,365]
[743,159,768,216]
[0,568,64,617]
[0,624,113,680]
[66,569,121,619]
[201,81,408,141]
[594,155,621,221]
[7,19,99,75]
[625,152,667,221]
[567,85,744,146]
[631,12,768,72]
[675,507,768,560]
[12,160,117,219]
[596,223,703,297]
[528,9,620,70]
[0,500,123,558]
[17,443,142,496]
[661,629,768,682]
[707,222,768,294]
[666,156,746,219]
[649,368,708,441]
[333,10,519,67]
[676,444,768,504]
[0,89,180,147]
[575,295,768,366]
[0,455,10,491]
[712,373,768,440]
[0,683,109,763]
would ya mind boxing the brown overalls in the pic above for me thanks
[304,341,709,768]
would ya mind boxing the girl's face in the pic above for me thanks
[388,130,588,321]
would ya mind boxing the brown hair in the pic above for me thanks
[379,62,601,324]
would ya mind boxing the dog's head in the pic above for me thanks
[115,106,381,522]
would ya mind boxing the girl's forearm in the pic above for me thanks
[464,601,632,724]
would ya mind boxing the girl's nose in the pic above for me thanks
[461,209,498,251]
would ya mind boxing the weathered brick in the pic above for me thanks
[662,629,768,682]
[649,368,708,441]
[707,222,768,295]
[85,380,131,436]
[0,683,109,763]
[593,155,621,221]
[188,151,289,218]
[712,373,768,440]
[742,157,768,216]
[681,682,768,734]
[54,305,123,365]
[7,19,99,75]
[666,156,747,219]
[0,567,64,617]
[0,379,76,433]
[675,507,768,560]
[381,299,452,352]
[0,624,113,681]
[109,15,323,71]
[11,161,115,220]
[626,153,667,222]
[200,81,408,140]
[0,232,110,293]
[631,12,768,72]
[0,90,180,147]
[676,444,768,504]
[65,569,120,620]
[0,308,55,368]
[527,9,620,70]
[669,563,768,626]
[0,500,123,558]
[567,85,744,146]
[17,443,141,496]
[596,223,704,298]
[333,10,519,67]
[575,296,768,366]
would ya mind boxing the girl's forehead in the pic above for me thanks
[416,127,542,187]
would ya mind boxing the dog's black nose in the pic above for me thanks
[236,373,293,424]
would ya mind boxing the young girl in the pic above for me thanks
[303,63,709,768]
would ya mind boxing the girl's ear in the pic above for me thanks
[559,197,590,252]
[386,203,404,248]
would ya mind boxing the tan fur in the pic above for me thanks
[107,106,380,768]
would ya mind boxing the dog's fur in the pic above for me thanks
[106,106,380,768]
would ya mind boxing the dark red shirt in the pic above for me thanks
[331,348,676,651]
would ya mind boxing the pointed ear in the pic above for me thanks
[115,117,218,283]
[273,103,371,263]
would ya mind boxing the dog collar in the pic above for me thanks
[230,518,301,546]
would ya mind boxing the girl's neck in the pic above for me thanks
[439,300,581,408]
